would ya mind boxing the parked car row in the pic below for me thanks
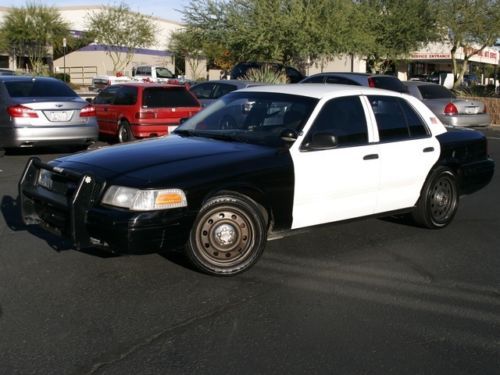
[0,66,492,153]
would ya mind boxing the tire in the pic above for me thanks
[117,121,135,143]
[412,167,459,229]
[186,194,268,276]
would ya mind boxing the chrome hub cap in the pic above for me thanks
[214,223,237,247]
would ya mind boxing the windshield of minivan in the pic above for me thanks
[174,92,318,147]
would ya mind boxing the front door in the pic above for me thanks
[291,96,379,229]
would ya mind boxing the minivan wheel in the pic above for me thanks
[412,167,459,229]
[186,194,267,276]
[117,121,135,143]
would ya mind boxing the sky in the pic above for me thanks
[0,0,190,22]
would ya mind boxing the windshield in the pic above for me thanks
[174,92,318,147]
[156,67,175,79]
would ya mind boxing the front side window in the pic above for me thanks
[212,83,237,99]
[190,83,215,100]
[302,96,368,149]
[368,96,428,141]
[155,67,175,79]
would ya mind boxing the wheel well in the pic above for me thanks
[205,189,272,229]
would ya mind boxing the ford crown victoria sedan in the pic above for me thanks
[19,85,494,276]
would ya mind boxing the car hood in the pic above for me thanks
[54,135,279,185]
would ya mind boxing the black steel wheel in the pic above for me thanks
[412,167,459,229]
[186,194,267,276]
[117,121,135,143]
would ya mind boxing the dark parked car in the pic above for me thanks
[189,79,265,107]
[300,72,408,93]
[230,62,304,83]
[93,83,201,142]
[404,81,490,127]
[19,85,494,276]
[0,76,98,149]
[0,68,16,76]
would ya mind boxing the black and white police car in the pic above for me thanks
[19,85,494,275]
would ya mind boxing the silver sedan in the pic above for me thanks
[0,76,98,149]
[404,81,490,127]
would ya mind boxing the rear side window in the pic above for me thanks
[368,96,428,141]
[304,96,368,148]
[142,87,200,108]
[371,76,407,93]
[325,76,360,85]
[418,84,455,99]
[114,86,138,105]
[94,86,119,105]
[212,83,237,99]
[4,79,77,98]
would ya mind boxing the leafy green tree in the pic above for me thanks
[0,2,69,74]
[86,3,156,73]
[174,0,357,72]
[356,0,439,73]
[432,0,500,88]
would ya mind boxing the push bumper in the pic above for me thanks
[19,157,195,254]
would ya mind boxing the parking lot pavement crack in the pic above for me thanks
[85,290,268,375]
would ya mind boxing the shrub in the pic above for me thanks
[242,65,288,84]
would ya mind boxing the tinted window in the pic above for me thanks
[190,83,214,100]
[114,86,138,105]
[418,84,455,99]
[301,75,324,83]
[142,87,199,108]
[4,79,77,98]
[371,76,407,93]
[325,76,359,85]
[368,96,427,141]
[93,86,119,105]
[304,96,368,148]
[212,83,237,99]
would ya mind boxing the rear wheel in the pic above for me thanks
[117,121,135,143]
[412,167,459,228]
[186,194,267,276]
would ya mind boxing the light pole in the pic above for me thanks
[63,37,67,82]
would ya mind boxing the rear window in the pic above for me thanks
[371,76,407,93]
[418,84,455,99]
[142,87,200,108]
[4,79,77,98]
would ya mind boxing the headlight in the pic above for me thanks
[38,169,53,190]
[101,186,187,211]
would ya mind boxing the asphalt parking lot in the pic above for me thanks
[1,129,499,375]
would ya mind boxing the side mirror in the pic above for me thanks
[308,132,338,150]
[280,129,298,143]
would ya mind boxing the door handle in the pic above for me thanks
[423,147,434,153]
[363,154,379,160]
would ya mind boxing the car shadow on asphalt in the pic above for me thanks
[1,195,117,258]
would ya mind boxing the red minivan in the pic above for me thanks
[93,83,201,142]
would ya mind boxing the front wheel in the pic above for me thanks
[186,194,267,276]
[412,167,459,229]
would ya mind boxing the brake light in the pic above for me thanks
[7,105,38,118]
[80,105,96,117]
[136,111,156,119]
[368,77,376,88]
[444,103,458,116]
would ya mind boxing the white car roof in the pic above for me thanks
[239,83,406,99]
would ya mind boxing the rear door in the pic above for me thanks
[366,95,439,213]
